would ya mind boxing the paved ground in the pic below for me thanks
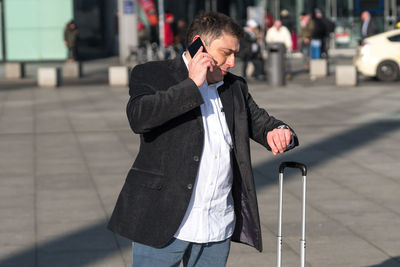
[0,56,400,267]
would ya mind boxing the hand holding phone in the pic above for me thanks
[187,37,215,87]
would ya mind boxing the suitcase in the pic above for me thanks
[277,162,308,267]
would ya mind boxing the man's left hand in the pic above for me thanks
[267,128,292,156]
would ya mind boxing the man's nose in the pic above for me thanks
[226,54,235,68]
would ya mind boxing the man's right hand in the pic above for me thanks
[188,46,215,87]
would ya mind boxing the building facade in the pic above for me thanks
[0,0,399,62]
[169,0,399,48]
[0,0,117,62]
[0,0,73,61]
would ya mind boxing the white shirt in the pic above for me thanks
[362,19,370,37]
[266,25,293,51]
[174,53,235,243]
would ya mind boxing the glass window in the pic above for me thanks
[388,34,400,42]
[4,0,73,61]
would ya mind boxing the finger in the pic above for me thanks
[273,133,284,153]
[199,56,215,69]
[284,130,292,147]
[194,46,204,57]
[278,130,287,150]
[277,130,290,151]
[190,56,209,68]
[267,133,278,155]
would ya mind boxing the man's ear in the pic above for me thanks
[191,35,200,43]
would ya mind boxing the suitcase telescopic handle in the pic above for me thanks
[277,161,307,267]
[279,161,307,176]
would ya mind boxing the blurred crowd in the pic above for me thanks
[107,7,396,78]
[237,8,336,80]
[136,12,188,62]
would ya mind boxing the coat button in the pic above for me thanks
[193,156,199,162]
[187,184,193,190]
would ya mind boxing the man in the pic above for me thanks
[299,12,314,70]
[361,10,377,40]
[63,20,79,62]
[239,19,265,80]
[164,13,175,59]
[108,12,298,266]
[310,8,328,59]
[266,20,293,79]
[316,9,335,58]
[266,20,293,51]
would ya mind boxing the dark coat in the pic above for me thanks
[361,19,378,39]
[312,18,327,40]
[238,29,260,60]
[107,55,298,252]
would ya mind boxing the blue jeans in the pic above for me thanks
[132,238,231,267]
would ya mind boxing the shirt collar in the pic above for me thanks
[182,52,224,89]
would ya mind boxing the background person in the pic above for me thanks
[310,8,328,59]
[299,11,313,70]
[316,9,335,58]
[361,10,378,40]
[108,12,298,267]
[63,20,79,62]
[174,18,188,55]
[164,13,175,59]
[280,9,297,51]
[266,20,293,79]
[238,19,265,80]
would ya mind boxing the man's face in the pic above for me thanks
[274,21,282,30]
[204,33,239,84]
[361,11,369,21]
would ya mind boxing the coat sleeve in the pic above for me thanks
[246,92,284,148]
[246,90,298,151]
[126,64,204,134]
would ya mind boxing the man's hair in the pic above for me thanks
[186,12,243,47]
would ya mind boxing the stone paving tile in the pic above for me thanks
[0,135,34,175]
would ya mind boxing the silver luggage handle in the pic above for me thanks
[277,162,307,267]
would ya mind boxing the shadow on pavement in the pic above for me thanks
[0,222,131,267]
[0,116,400,266]
[366,257,400,267]
[253,117,400,188]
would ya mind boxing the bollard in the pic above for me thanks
[5,62,25,79]
[108,66,129,86]
[336,65,358,86]
[38,68,61,87]
[310,59,328,78]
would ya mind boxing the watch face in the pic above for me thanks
[277,125,289,129]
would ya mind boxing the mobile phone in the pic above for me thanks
[188,37,207,58]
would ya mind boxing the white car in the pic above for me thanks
[354,29,400,81]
